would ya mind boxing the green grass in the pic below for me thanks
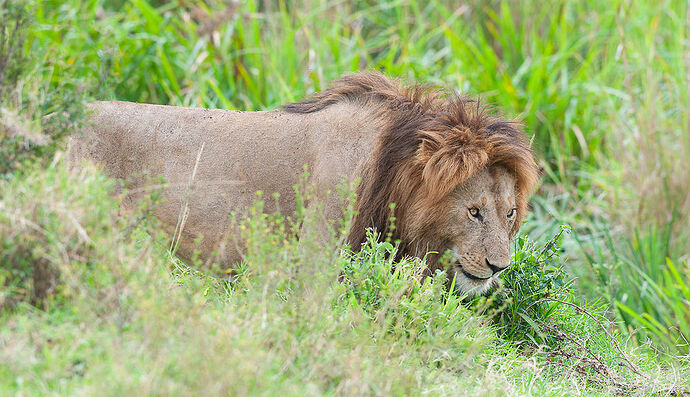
[1,161,684,395]
[1,0,690,394]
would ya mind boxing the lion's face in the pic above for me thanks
[433,166,518,296]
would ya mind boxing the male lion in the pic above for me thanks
[69,73,539,295]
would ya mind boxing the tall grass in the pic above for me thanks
[0,0,90,176]
[2,159,682,395]
[28,0,688,225]
[26,0,616,174]
[570,0,690,353]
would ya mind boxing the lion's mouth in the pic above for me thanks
[456,264,491,282]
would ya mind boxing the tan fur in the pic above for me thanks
[69,72,539,295]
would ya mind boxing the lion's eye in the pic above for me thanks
[468,207,480,217]
[507,208,516,219]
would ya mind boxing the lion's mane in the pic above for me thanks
[283,73,539,258]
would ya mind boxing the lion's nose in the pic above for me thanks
[485,258,508,275]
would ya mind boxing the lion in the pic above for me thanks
[68,72,539,295]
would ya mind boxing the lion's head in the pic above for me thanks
[284,73,539,295]
[405,165,523,295]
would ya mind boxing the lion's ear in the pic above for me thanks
[417,127,489,198]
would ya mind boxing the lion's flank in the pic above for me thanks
[283,72,539,253]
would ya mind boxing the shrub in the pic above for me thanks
[474,225,573,346]
[0,160,161,311]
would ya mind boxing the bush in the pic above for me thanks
[0,160,161,311]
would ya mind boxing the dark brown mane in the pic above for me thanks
[281,72,441,115]
[283,72,539,257]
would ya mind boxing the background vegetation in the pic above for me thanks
[1,0,688,395]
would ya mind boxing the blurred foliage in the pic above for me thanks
[21,0,624,176]
[0,0,93,177]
